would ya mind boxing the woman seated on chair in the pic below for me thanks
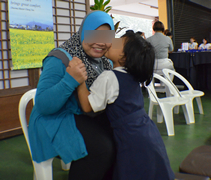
[146,21,175,77]
[189,37,198,50]
[198,38,210,50]
[28,11,116,180]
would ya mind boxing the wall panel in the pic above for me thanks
[173,0,211,50]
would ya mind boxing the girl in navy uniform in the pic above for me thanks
[76,31,175,180]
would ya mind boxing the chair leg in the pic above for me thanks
[61,160,71,171]
[33,158,54,180]
[174,106,180,114]
[157,106,163,123]
[165,85,171,97]
[182,101,195,124]
[161,105,175,136]
[33,172,36,180]
[148,101,154,119]
[195,97,204,114]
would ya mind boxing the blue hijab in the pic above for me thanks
[59,11,114,87]
[79,10,114,42]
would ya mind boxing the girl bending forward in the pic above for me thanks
[77,31,175,180]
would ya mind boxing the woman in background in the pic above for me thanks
[198,38,210,50]
[189,37,198,50]
[147,21,175,77]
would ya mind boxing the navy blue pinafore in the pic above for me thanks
[106,70,175,180]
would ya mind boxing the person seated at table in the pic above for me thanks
[189,37,198,50]
[198,38,210,50]
[164,29,172,39]
[147,21,175,78]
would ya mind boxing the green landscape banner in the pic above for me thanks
[8,0,55,70]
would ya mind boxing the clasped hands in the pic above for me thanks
[66,57,87,84]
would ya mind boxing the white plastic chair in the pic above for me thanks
[18,88,71,180]
[162,69,204,115]
[147,73,193,136]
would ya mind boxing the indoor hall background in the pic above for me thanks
[173,0,211,51]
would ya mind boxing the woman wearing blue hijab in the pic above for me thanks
[28,11,115,179]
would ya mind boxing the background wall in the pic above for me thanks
[189,0,211,9]
[173,0,211,51]
[158,0,168,30]
[112,14,153,38]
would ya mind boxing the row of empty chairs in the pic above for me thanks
[146,69,204,136]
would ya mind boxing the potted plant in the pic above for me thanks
[90,0,124,33]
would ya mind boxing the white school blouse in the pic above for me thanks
[88,66,127,113]
[189,42,198,49]
[199,43,210,50]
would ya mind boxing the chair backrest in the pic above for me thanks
[147,73,181,103]
[162,69,194,90]
[18,88,37,156]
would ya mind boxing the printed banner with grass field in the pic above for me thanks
[8,0,54,70]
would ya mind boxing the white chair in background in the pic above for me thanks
[162,69,204,115]
[147,73,193,136]
[18,88,71,180]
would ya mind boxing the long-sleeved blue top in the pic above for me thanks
[28,56,88,164]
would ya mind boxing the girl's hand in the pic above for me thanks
[66,57,87,84]
[77,82,86,91]
[77,81,92,113]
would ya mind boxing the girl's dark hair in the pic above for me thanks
[153,21,164,32]
[120,32,155,85]
[136,31,143,36]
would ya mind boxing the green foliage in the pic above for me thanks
[103,0,110,7]
[90,0,112,13]
[90,0,124,34]
[114,21,120,32]
[104,6,112,13]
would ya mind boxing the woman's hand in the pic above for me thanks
[66,57,87,84]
